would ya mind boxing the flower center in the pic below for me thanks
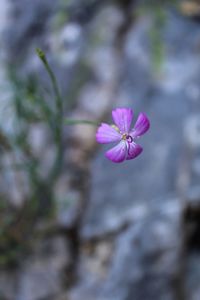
[122,134,133,143]
[111,124,133,143]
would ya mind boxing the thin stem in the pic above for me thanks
[36,48,63,118]
[36,48,63,182]
[65,119,99,126]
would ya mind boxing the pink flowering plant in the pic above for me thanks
[36,51,150,165]
[96,108,150,163]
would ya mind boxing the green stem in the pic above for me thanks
[65,119,99,126]
[36,48,63,182]
[36,48,63,118]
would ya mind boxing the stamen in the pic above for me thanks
[122,133,127,140]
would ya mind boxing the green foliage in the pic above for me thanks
[136,0,179,73]
[0,65,55,266]
[149,5,166,73]
[65,119,99,126]
[0,49,97,267]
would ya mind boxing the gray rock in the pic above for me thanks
[4,0,57,61]
[0,270,17,300]
[49,23,83,66]
[56,184,82,229]
[70,199,183,300]
[65,0,103,24]
[16,236,69,300]
[98,199,183,300]
[185,253,200,300]
[0,236,70,300]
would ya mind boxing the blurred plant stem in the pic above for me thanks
[36,48,63,183]
[36,48,63,119]
[36,48,98,181]
[65,119,99,126]
[149,5,166,73]
[135,0,178,73]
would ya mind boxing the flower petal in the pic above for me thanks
[96,123,121,144]
[112,108,133,133]
[126,142,143,160]
[131,113,150,137]
[105,141,127,163]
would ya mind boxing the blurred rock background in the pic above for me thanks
[0,0,200,299]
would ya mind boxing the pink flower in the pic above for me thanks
[96,108,150,163]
